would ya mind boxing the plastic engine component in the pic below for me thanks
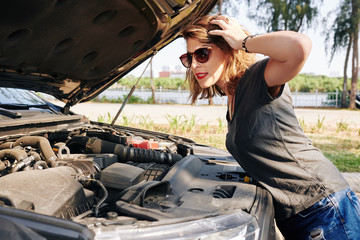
[100,163,145,190]
[128,162,170,181]
[0,166,94,219]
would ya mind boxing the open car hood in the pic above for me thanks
[0,0,218,107]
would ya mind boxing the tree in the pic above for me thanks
[212,0,242,16]
[325,0,353,107]
[349,0,359,109]
[246,0,322,32]
[325,0,359,109]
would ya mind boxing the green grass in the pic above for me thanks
[97,113,360,172]
[307,132,360,172]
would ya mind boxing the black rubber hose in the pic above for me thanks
[87,137,182,165]
[94,180,108,217]
[66,136,89,154]
[69,137,182,165]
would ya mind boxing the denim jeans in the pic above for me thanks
[276,188,360,240]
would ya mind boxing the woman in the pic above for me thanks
[179,15,360,240]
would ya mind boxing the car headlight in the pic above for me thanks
[94,210,260,240]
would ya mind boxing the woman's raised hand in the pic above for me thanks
[209,15,248,51]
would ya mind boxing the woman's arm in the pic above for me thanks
[209,16,312,88]
[246,31,312,87]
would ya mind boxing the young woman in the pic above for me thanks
[179,14,360,240]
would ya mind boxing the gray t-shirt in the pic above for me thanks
[226,58,349,220]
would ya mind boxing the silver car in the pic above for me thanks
[0,1,277,239]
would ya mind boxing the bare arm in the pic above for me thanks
[209,16,312,88]
[246,31,312,87]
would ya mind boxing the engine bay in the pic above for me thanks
[0,119,181,216]
[0,114,272,233]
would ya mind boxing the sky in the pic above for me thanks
[129,0,348,78]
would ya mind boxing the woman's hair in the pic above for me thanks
[181,15,257,104]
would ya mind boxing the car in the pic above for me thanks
[0,1,279,239]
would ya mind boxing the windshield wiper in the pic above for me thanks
[0,103,32,110]
[0,107,22,118]
[0,103,58,117]
[0,103,55,111]
[26,103,59,114]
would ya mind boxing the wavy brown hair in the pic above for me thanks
[181,15,257,104]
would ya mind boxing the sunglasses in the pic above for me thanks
[179,47,212,68]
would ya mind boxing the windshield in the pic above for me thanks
[0,88,46,106]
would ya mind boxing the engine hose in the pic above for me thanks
[68,136,182,165]
[29,151,41,162]
[13,136,57,167]
[7,151,42,173]
[89,137,182,165]
[0,148,27,161]
[0,142,14,149]
[94,180,108,217]
[0,148,28,172]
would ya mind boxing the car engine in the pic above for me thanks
[0,123,186,220]
[0,110,276,240]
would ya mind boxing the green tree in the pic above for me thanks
[325,0,358,108]
[246,0,322,32]
[325,0,360,109]
[349,0,360,109]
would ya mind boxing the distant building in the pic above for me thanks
[159,71,171,78]
[159,65,186,79]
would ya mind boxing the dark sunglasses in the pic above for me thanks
[179,47,212,68]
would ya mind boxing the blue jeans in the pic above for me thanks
[276,188,360,240]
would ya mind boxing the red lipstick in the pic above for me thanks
[196,73,207,80]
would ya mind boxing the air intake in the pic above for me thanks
[212,185,236,198]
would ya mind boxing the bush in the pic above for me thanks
[117,74,359,93]
[288,74,359,93]
[117,76,188,90]
[92,94,144,104]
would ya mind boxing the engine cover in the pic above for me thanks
[0,166,94,218]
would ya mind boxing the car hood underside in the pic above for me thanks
[0,0,217,106]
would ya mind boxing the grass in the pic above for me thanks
[307,131,360,172]
[97,113,360,172]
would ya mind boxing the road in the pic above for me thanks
[64,102,360,128]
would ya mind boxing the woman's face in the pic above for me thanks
[186,38,227,89]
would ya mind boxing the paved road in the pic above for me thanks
[65,102,360,128]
